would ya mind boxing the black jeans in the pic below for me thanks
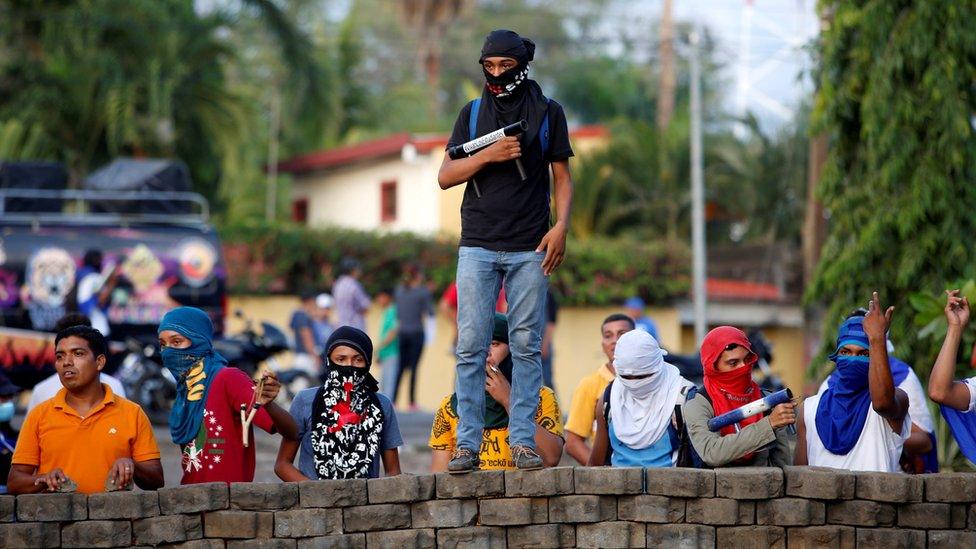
[393,331,425,405]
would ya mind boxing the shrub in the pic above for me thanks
[219,222,690,306]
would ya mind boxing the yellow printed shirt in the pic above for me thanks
[429,388,563,470]
[563,364,615,439]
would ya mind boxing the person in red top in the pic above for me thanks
[440,281,507,349]
[682,326,795,467]
[158,306,298,483]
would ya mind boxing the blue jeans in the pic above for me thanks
[380,355,399,402]
[454,246,547,451]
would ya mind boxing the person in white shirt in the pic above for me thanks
[816,336,936,472]
[28,373,125,412]
[795,292,910,472]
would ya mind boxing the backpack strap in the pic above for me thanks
[601,381,614,424]
[540,98,551,156]
[686,385,711,405]
[468,98,481,142]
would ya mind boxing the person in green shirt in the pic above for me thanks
[375,289,400,403]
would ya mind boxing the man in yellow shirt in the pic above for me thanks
[429,313,563,471]
[563,313,635,464]
[8,326,163,494]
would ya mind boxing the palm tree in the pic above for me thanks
[0,0,326,216]
[397,0,470,114]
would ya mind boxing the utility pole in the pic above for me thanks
[689,27,708,345]
[656,0,676,130]
[266,86,281,223]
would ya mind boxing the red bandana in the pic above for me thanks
[700,327,763,459]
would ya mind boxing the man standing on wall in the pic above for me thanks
[437,29,574,472]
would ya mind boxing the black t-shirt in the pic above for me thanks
[447,99,574,251]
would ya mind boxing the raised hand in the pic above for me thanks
[256,371,281,406]
[863,291,894,341]
[945,289,971,328]
[485,361,511,409]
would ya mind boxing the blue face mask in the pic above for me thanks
[0,401,15,422]
[826,354,870,393]
[160,347,202,380]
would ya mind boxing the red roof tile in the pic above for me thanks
[278,125,607,174]
[706,278,783,302]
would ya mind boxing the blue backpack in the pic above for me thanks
[468,97,551,156]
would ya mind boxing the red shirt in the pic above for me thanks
[441,282,508,313]
[179,368,273,484]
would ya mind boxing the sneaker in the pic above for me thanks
[511,445,544,470]
[447,447,480,474]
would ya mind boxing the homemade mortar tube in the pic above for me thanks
[448,120,529,197]
[707,388,794,432]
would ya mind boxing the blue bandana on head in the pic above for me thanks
[158,307,227,444]
[816,316,873,455]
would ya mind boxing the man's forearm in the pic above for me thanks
[929,326,964,405]
[438,155,489,189]
[6,467,43,495]
[133,459,164,490]
[867,335,898,416]
[534,426,564,467]
[565,433,592,465]
[266,403,299,440]
[550,162,573,224]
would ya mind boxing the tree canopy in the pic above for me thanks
[807,0,976,378]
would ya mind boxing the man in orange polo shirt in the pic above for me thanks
[8,326,163,494]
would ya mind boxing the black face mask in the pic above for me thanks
[327,363,366,380]
[325,360,378,393]
[484,63,528,98]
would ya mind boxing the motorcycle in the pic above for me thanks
[213,310,290,378]
[213,310,313,408]
[116,336,175,425]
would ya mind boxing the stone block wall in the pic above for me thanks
[1,467,974,547]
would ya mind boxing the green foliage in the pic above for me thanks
[708,111,810,245]
[0,0,326,218]
[219,222,690,306]
[0,119,50,160]
[910,281,976,470]
[807,0,976,376]
[571,108,808,245]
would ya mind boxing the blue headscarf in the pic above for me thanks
[887,356,911,386]
[158,307,227,444]
[823,354,939,471]
[816,316,874,455]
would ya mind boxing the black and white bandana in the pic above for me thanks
[309,365,384,479]
[484,65,529,98]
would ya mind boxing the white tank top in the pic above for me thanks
[804,392,910,473]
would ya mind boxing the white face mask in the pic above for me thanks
[616,373,658,400]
